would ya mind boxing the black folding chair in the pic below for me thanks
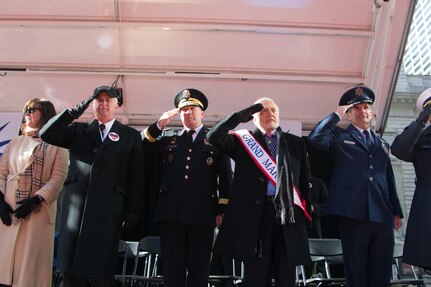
[115,240,140,287]
[302,238,346,287]
[132,236,164,287]
[208,258,243,286]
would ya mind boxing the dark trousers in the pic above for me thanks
[63,273,112,287]
[338,217,394,287]
[160,221,214,287]
[243,201,296,287]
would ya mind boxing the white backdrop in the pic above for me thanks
[0,113,23,156]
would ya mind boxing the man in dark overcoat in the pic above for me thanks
[206,97,312,287]
[308,85,403,287]
[142,88,232,287]
[391,88,431,271]
[40,86,144,287]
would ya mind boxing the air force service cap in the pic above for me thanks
[174,88,208,111]
[339,85,375,106]
[94,85,123,106]
[416,88,431,111]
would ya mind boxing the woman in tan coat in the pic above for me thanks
[0,98,68,287]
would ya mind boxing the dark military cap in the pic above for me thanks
[416,88,431,111]
[174,88,208,111]
[94,85,123,106]
[339,85,375,106]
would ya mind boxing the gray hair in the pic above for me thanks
[254,97,279,110]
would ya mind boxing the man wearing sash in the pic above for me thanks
[206,97,311,287]
[307,85,403,287]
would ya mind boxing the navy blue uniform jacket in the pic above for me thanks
[307,113,403,224]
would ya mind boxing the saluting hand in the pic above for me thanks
[157,108,179,129]
[68,95,96,119]
[236,103,264,123]
[416,104,431,126]
[335,104,353,118]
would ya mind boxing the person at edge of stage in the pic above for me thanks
[391,87,431,273]
[0,98,68,287]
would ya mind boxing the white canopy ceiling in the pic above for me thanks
[0,0,415,133]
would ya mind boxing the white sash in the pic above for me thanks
[233,129,311,220]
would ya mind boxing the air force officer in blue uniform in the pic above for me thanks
[308,85,403,287]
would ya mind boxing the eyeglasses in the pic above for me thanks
[24,107,40,114]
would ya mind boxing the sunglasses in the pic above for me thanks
[25,107,40,114]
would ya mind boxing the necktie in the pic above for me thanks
[264,134,276,159]
[363,129,372,150]
[264,133,276,196]
[188,129,195,143]
[100,123,106,139]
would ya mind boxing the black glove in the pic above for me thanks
[14,195,43,219]
[236,103,264,123]
[121,212,140,231]
[416,105,431,127]
[0,192,13,226]
[67,95,96,119]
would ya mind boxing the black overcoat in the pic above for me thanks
[40,111,144,280]
[207,113,311,265]
[391,121,431,269]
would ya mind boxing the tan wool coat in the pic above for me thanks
[0,135,68,287]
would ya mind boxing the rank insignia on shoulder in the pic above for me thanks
[380,141,389,155]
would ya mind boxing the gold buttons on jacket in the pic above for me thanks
[184,145,193,180]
